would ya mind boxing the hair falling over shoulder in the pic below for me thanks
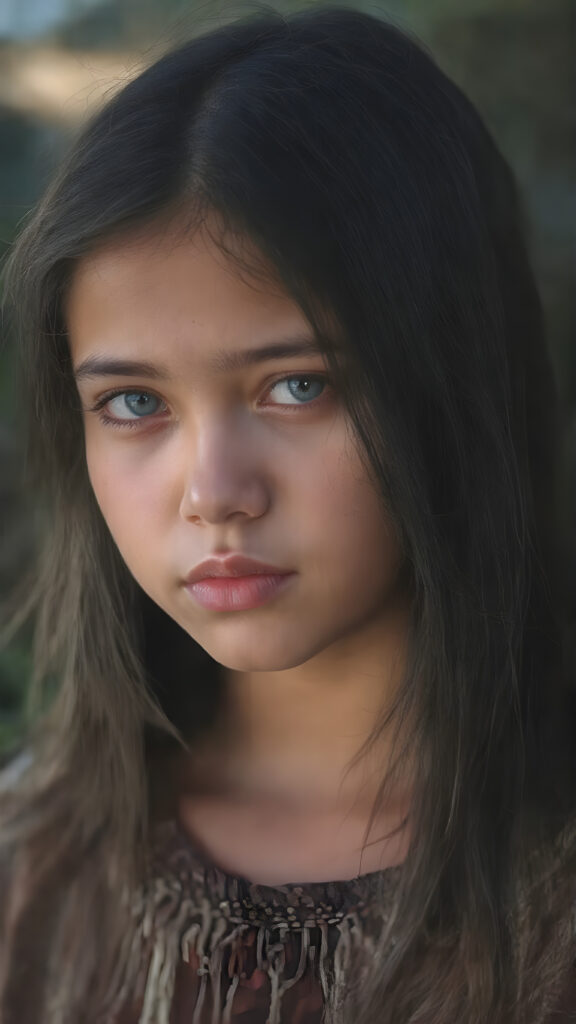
[0,6,575,1022]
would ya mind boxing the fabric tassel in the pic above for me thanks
[318,921,330,1001]
[221,975,240,1024]
[191,969,209,1024]
[139,881,199,1024]
[139,930,167,1024]
[208,917,229,1024]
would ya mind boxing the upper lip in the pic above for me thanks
[184,555,292,585]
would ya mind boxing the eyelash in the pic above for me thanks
[86,373,331,430]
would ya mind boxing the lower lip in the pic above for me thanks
[185,573,295,612]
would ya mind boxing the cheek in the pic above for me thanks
[310,440,403,582]
[85,442,170,546]
[86,448,126,530]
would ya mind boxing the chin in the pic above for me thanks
[190,631,326,674]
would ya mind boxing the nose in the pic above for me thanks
[178,415,270,526]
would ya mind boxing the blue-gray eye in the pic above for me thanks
[272,376,325,404]
[108,392,161,418]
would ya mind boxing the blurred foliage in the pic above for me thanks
[0,0,574,758]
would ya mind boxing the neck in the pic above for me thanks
[175,593,413,815]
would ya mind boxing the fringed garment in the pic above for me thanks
[100,817,576,1024]
[106,817,402,1024]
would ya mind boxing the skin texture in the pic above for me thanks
[67,218,413,882]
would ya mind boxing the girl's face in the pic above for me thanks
[67,221,408,672]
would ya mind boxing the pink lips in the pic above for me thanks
[183,554,295,612]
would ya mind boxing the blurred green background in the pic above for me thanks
[1,0,574,762]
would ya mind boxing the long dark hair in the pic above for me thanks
[1,6,574,1022]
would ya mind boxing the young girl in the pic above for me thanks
[0,6,574,1023]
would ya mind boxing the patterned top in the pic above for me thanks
[111,817,401,1024]
[108,817,576,1024]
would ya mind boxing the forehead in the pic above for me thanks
[65,221,313,366]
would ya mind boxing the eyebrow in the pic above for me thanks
[73,336,327,383]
